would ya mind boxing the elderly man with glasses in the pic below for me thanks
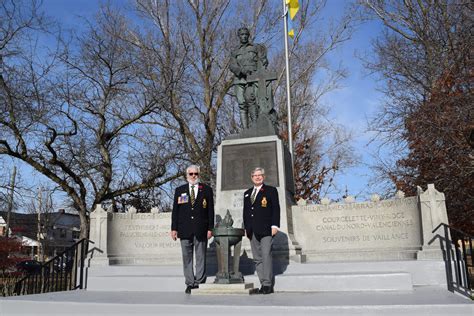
[171,165,214,294]
[243,167,280,294]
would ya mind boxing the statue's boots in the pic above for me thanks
[240,110,249,129]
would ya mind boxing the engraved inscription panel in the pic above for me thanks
[293,197,422,251]
[107,213,181,257]
[222,142,279,190]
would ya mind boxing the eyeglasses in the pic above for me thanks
[188,173,199,176]
[252,174,264,177]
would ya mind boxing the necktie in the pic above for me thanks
[190,185,196,206]
[251,188,257,204]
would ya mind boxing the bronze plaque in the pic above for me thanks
[221,141,279,191]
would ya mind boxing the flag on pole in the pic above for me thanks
[286,0,299,38]
[283,0,299,164]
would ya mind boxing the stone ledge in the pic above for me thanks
[192,283,256,295]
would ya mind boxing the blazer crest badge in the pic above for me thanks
[261,196,267,208]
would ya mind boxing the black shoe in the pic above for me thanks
[261,286,273,294]
[192,284,199,289]
[258,286,264,294]
[250,287,261,295]
[185,285,192,294]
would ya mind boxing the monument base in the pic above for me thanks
[85,260,447,292]
[192,283,256,295]
[215,135,304,267]
[417,247,444,260]
[225,116,277,140]
[213,272,244,284]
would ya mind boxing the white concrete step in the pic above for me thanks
[267,272,413,292]
[0,287,472,316]
[86,260,449,292]
[280,260,446,286]
[87,271,413,292]
[87,260,445,282]
[87,264,183,276]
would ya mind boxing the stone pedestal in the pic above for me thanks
[417,184,449,259]
[215,135,304,268]
[213,223,245,284]
[192,283,256,295]
[89,204,111,266]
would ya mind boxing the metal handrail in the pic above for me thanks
[431,223,473,298]
[14,238,89,295]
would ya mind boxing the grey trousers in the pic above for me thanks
[250,234,273,287]
[180,236,207,286]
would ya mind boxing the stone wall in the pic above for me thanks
[292,184,448,261]
[107,212,181,264]
[89,184,448,265]
[89,207,181,265]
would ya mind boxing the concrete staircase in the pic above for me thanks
[85,260,447,292]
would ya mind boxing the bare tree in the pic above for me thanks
[25,186,54,261]
[362,0,473,233]
[0,1,179,238]
[0,160,32,217]
[0,164,11,212]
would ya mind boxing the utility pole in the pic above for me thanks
[37,186,42,261]
[5,166,16,238]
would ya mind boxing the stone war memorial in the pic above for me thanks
[86,27,461,297]
[2,5,473,316]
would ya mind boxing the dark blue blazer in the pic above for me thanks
[171,183,214,240]
[243,183,280,238]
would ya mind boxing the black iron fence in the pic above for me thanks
[432,223,473,299]
[13,238,89,296]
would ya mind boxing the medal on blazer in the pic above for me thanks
[261,197,267,207]
[178,193,189,204]
[203,198,207,208]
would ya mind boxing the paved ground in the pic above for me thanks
[1,286,469,305]
[1,286,472,316]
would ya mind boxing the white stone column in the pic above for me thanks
[417,184,449,259]
[89,204,111,266]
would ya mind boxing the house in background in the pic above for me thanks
[0,209,80,261]
[0,216,6,237]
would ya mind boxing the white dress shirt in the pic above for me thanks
[189,182,199,200]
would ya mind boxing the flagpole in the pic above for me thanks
[282,0,294,165]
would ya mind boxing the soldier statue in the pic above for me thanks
[230,27,277,132]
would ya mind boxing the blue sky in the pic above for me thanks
[316,1,389,199]
[14,0,391,203]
